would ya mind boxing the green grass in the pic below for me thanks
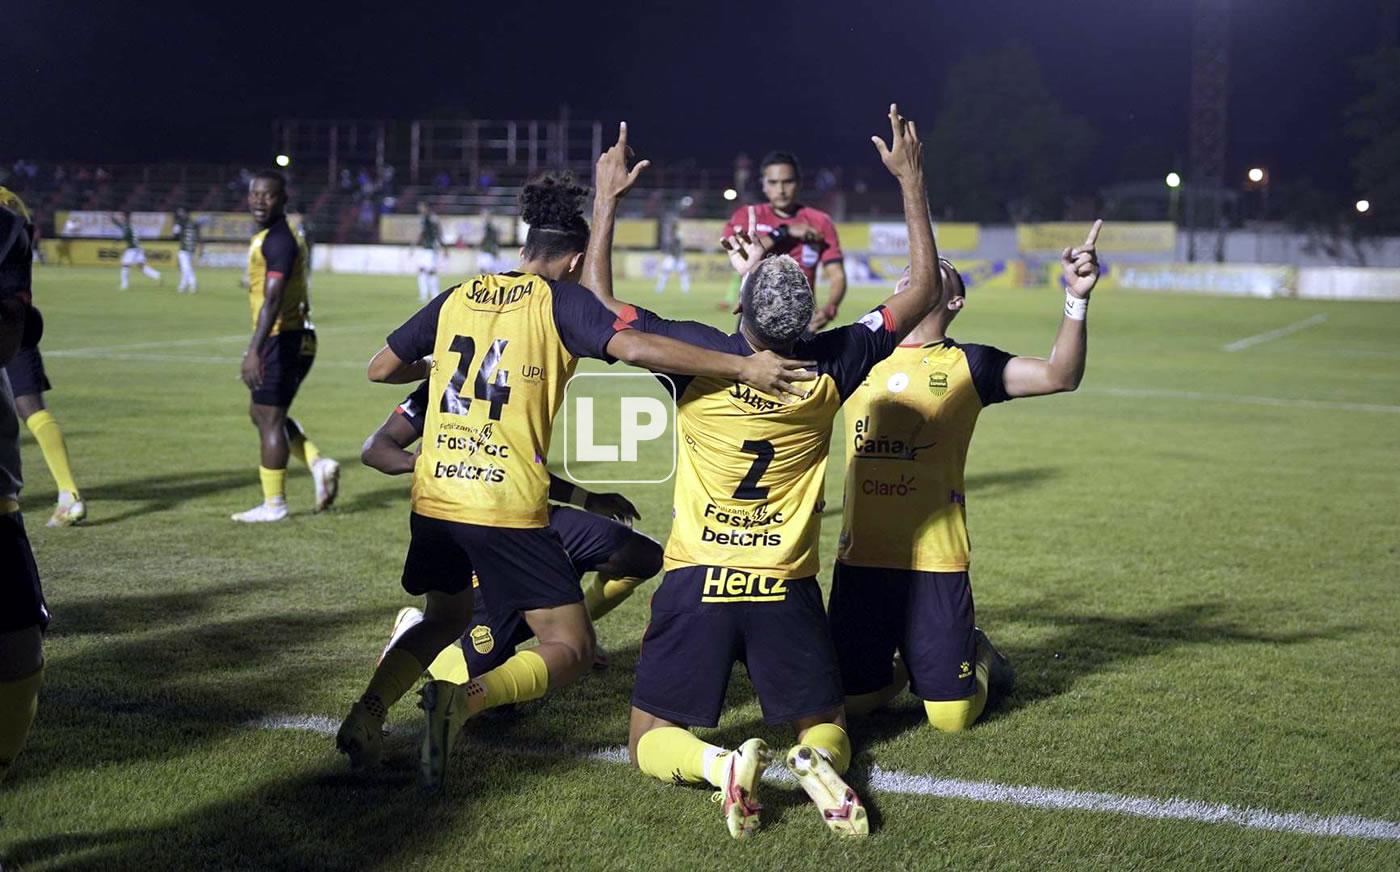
[2,267,1398,870]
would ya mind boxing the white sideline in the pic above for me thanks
[251,715,1400,842]
[1222,314,1328,352]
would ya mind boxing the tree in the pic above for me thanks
[927,43,1096,222]
[1347,46,1400,234]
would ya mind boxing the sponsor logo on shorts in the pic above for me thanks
[958,660,972,680]
[700,567,789,603]
[470,625,495,654]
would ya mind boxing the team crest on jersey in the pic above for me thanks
[928,372,949,396]
[470,625,495,654]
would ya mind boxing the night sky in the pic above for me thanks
[3,0,1390,194]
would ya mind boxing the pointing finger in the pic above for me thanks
[1083,218,1103,248]
[618,121,628,148]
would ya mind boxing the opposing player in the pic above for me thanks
[0,190,50,783]
[475,208,502,274]
[0,189,85,527]
[588,107,939,838]
[720,151,846,330]
[829,221,1102,731]
[172,207,202,293]
[112,211,161,290]
[335,146,815,790]
[233,171,339,523]
[360,380,663,684]
[653,199,691,295]
[413,201,445,303]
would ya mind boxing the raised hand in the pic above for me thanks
[737,350,817,403]
[595,121,651,202]
[1061,219,1102,298]
[871,103,923,183]
[720,230,765,275]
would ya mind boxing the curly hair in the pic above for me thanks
[520,172,590,259]
[740,255,814,349]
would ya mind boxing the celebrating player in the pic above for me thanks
[586,107,939,839]
[0,189,85,527]
[360,380,663,685]
[0,191,50,783]
[829,221,1103,731]
[232,171,339,523]
[413,201,445,304]
[335,150,815,790]
[720,151,846,330]
[172,207,202,293]
[112,211,162,290]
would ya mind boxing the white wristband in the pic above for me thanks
[1064,291,1089,321]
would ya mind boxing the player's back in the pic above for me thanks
[387,271,620,530]
[627,307,897,578]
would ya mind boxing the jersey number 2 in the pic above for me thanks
[732,439,775,500]
[441,335,512,420]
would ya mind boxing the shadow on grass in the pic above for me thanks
[25,468,259,526]
[849,600,1353,747]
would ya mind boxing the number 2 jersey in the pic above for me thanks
[385,272,621,529]
[620,305,900,579]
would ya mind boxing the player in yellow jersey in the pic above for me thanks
[0,192,49,782]
[0,187,85,527]
[585,106,939,839]
[233,171,339,522]
[829,220,1102,732]
[335,132,816,791]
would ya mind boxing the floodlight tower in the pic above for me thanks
[1187,0,1230,260]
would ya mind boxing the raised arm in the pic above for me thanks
[1002,220,1101,397]
[584,121,650,315]
[605,329,815,403]
[871,104,941,343]
[366,346,431,384]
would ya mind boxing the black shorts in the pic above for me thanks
[0,512,49,632]
[251,329,316,407]
[631,566,843,728]
[828,562,976,702]
[459,505,634,675]
[402,512,582,614]
[3,346,50,399]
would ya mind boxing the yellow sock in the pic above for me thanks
[361,648,426,719]
[923,645,990,732]
[475,649,549,710]
[427,642,470,683]
[0,665,44,783]
[799,723,852,775]
[636,726,727,786]
[25,411,78,497]
[286,419,323,467]
[583,576,644,621]
[259,466,286,503]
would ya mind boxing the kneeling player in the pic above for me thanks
[588,107,938,839]
[830,221,1102,730]
[360,380,663,684]
[1,192,49,783]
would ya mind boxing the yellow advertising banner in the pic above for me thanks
[1018,222,1175,253]
[1041,261,1296,297]
[39,238,181,267]
[613,219,657,249]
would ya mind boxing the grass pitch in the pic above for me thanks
[1,266,1398,870]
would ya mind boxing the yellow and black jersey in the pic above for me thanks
[621,305,899,579]
[837,339,1013,573]
[386,271,620,528]
[247,215,311,334]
